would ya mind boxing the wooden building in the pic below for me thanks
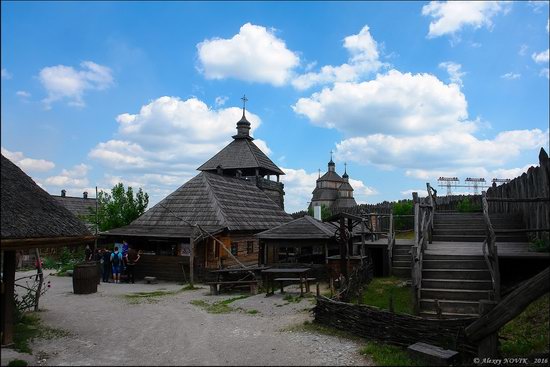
[309,158,357,212]
[257,215,338,265]
[52,189,97,231]
[1,154,94,345]
[101,107,292,280]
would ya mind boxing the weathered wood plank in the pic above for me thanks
[465,267,550,341]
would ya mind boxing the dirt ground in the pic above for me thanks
[2,270,372,366]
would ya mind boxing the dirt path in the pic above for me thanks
[4,270,372,366]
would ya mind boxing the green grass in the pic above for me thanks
[7,360,28,367]
[190,295,249,314]
[283,294,303,303]
[246,309,259,315]
[500,292,549,356]
[359,277,413,314]
[360,342,421,366]
[395,231,414,240]
[13,313,70,354]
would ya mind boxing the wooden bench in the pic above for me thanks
[407,342,459,366]
[205,280,259,295]
[144,276,157,284]
[273,277,318,296]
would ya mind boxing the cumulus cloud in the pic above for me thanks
[532,49,549,63]
[215,96,228,106]
[197,23,299,86]
[1,68,12,79]
[292,25,385,90]
[16,90,31,98]
[422,1,509,38]
[293,69,470,137]
[439,61,466,86]
[44,163,90,188]
[501,72,521,80]
[38,61,114,108]
[1,147,55,172]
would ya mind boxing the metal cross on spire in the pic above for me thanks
[344,162,347,172]
[330,150,333,161]
[241,94,248,116]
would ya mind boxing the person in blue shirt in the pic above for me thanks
[110,246,123,284]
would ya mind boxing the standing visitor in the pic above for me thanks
[102,248,111,282]
[121,240,129,282]
[84,244,92,261]
[111,246,123,284]
[125,246,141,284]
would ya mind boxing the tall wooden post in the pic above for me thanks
[477,300,499,358]
[339,217,348,280]
[2,250,16,345]
[189,238,194,286]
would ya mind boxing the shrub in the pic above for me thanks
[456,197,481,213]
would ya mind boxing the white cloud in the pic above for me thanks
[540,68,550,79]
[501,72,521,80]
[44,163,90,188]
[1,68,12,79]
[215,96,228,106]
[1,147,55,172]
[38,61,114,108]
[422,1,509,38]
[88,96,276,207]
[439,61,466,86]
[532,49,549,63]
[519,44,528,56]
[16,90,31,98]
[292,25,385,90]
[293,69,470,137]
[197,23,299,86]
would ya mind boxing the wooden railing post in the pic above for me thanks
[477,300,499,358]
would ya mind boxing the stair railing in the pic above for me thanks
[411,186,435,314]
[481,191,500,301]
[387,213,395,275]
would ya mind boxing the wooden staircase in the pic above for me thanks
[391,239,413,278]
[419,212,526,318]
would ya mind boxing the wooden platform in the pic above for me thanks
[426,241,549,258]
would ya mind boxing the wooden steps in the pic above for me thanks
[391,240,413,279]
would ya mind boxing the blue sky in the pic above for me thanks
[1,1,549,213]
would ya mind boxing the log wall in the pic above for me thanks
[314,296,477,355]
[486,148,550,240]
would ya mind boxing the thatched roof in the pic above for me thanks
[257,215,335,240]
[102,171,292,238]
[1,154,93,248]
[197,138,284,176]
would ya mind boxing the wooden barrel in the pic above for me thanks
[73,262,98,294]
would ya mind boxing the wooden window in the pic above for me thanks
[246,241,254,255]
[231,242,239,256]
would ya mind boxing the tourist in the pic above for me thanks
[125,246,141,284]
[101,247,111,283]
[111,246,123,284]
[93,248,102,284]
[121,240,129,282]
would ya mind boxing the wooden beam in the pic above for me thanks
[1,235,96,251]
[1,251,16,345]
[465,267,550,341]
[189,237,194,285]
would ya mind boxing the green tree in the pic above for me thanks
[392,200,413,230]
[92,183,149,231]
[307,204,332,221]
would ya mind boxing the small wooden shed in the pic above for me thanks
[1,154,94,345]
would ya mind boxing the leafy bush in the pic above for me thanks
[392,200,413,230]
[8,359,28,366]
[456,197,481,212]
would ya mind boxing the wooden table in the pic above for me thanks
[261,268,312,297]
[207,266,271,295]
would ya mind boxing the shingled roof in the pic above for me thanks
[257,215,335,240]
[1,154,92,245]
[102,171,292,238]
[197,138,284,175]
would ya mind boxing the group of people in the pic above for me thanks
[86,241,141,284]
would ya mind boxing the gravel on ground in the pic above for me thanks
[1,270,372,366]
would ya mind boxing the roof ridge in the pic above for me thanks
[245,139,262,168]
[201,172,230,229]
[304,215,335,236]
